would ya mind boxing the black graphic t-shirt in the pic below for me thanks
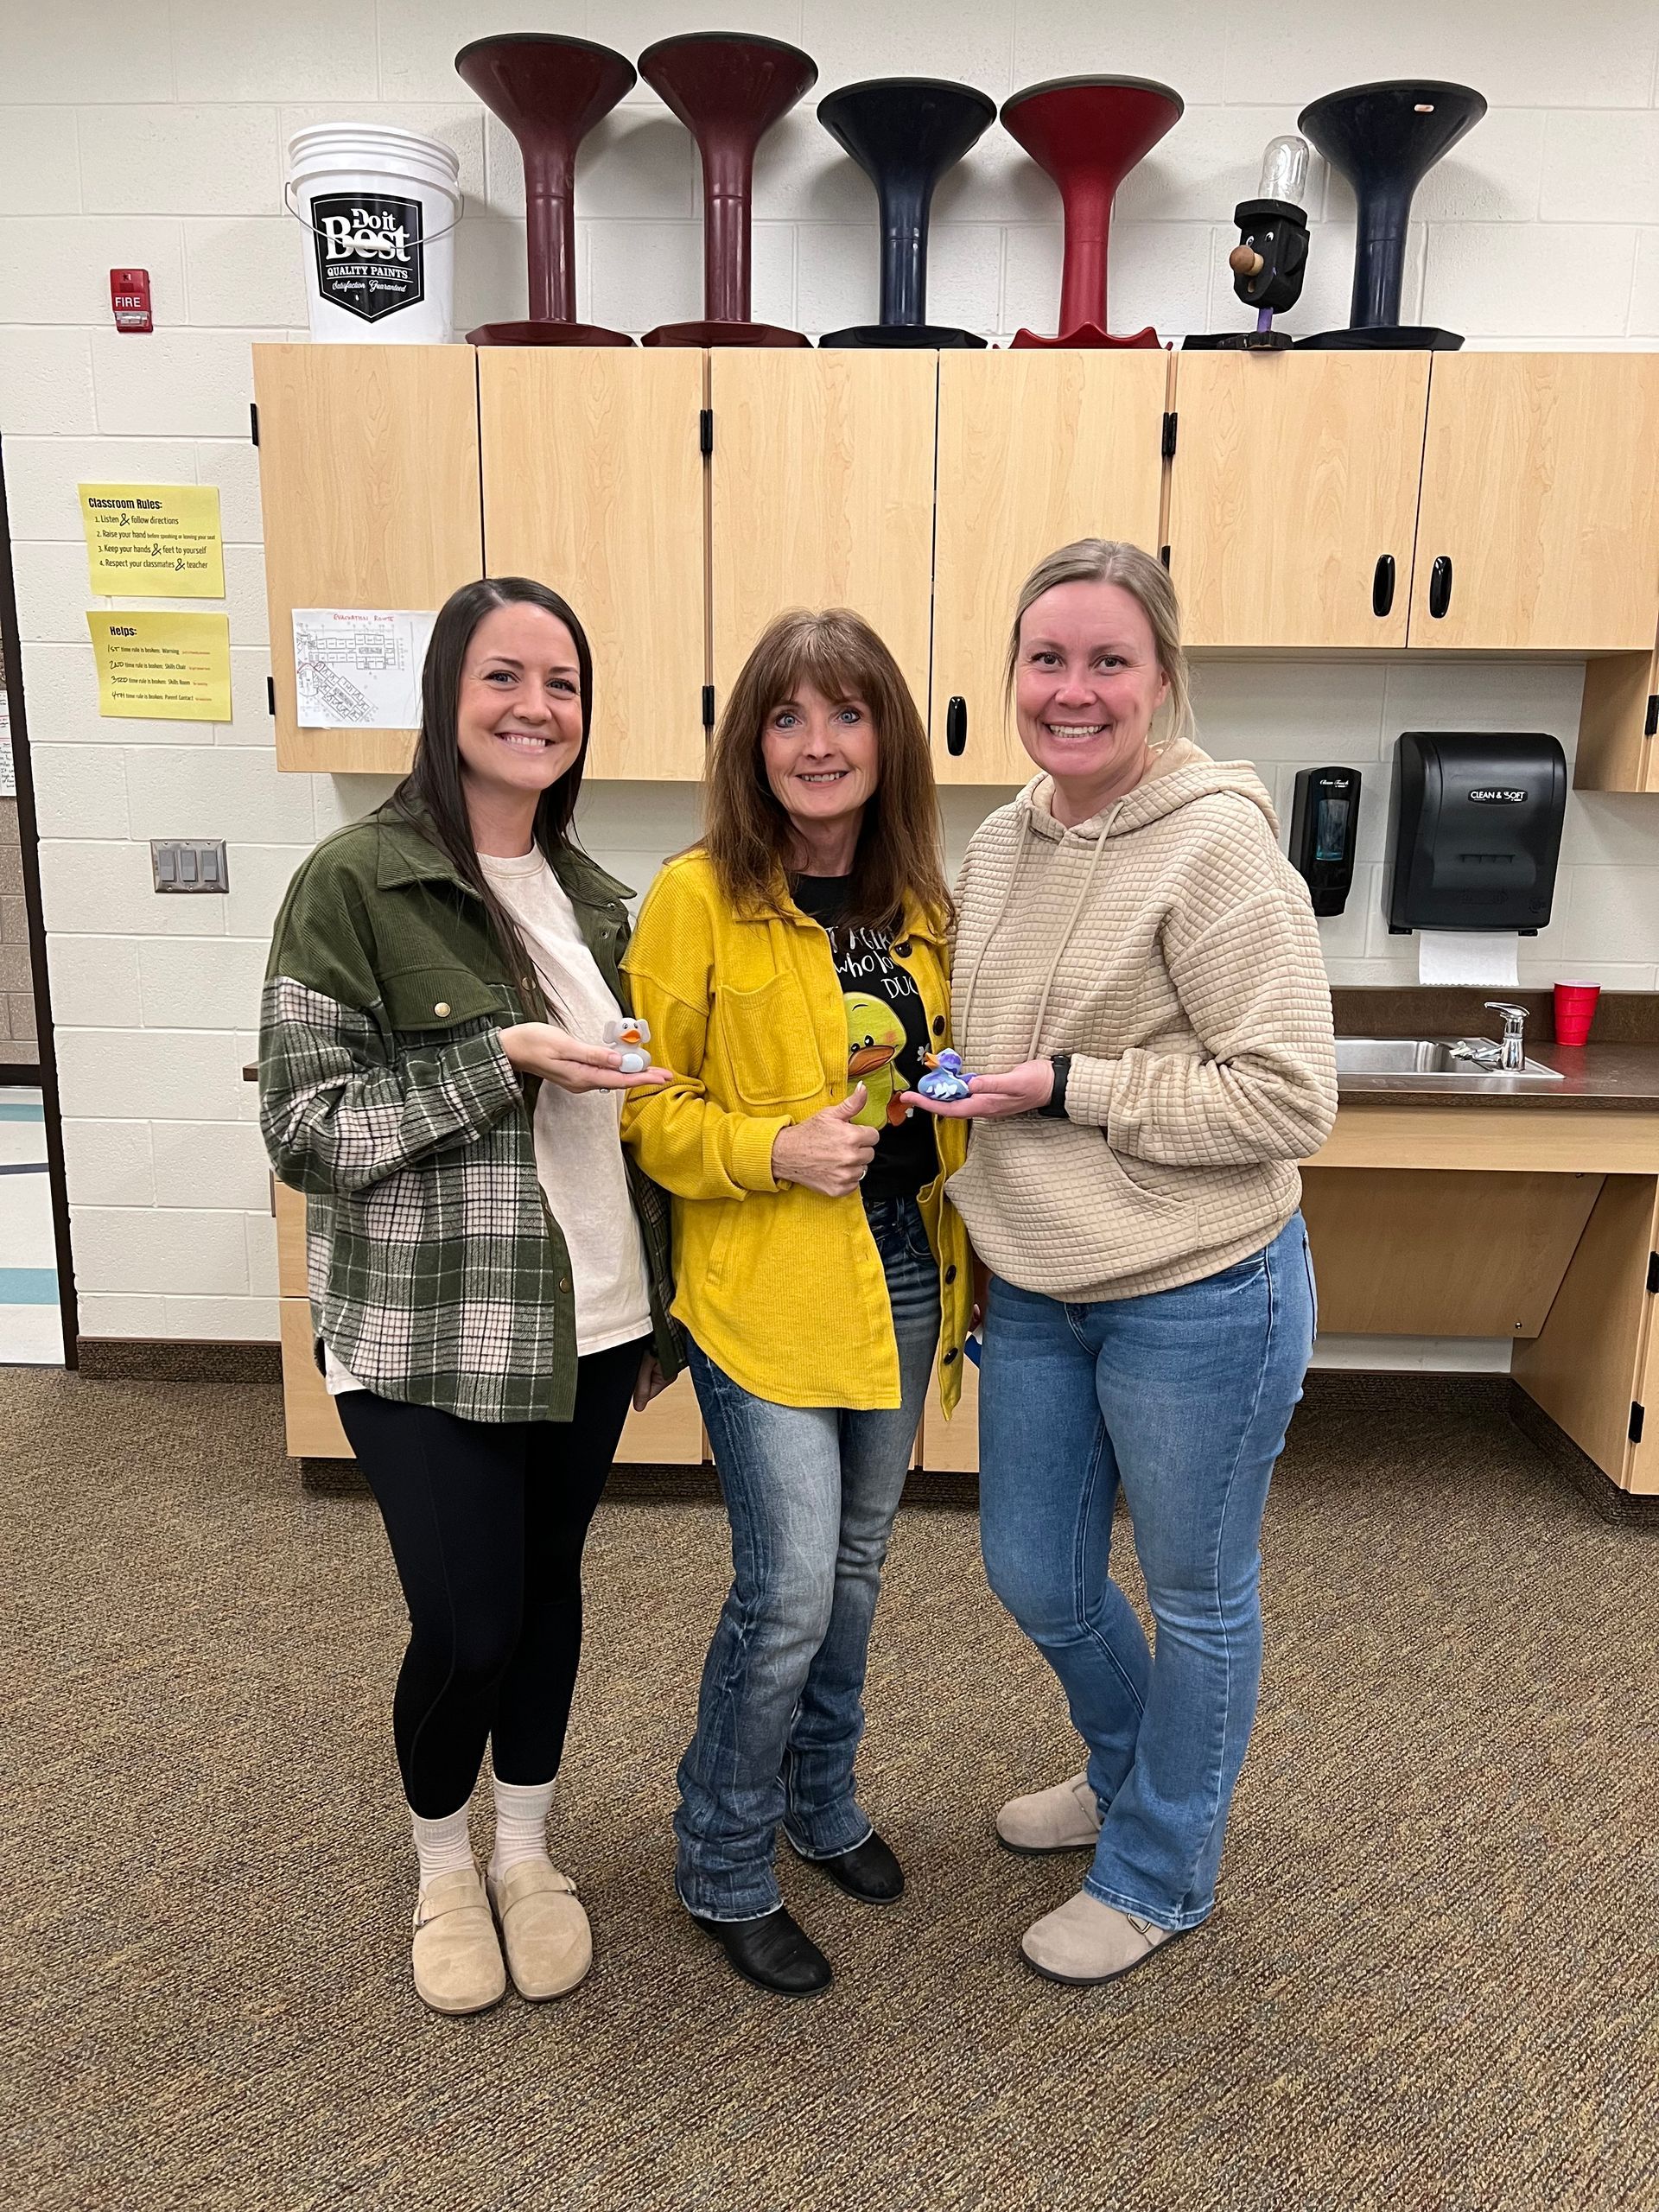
[791,874,939,1201]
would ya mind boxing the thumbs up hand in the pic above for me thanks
[770,1082,881,1196]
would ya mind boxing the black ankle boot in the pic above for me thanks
[793,1830,906,1905]
[689,1905,833,1998]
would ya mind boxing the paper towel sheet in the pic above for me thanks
[1415,931,1521,988]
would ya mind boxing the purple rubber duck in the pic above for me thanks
[917,1048,974,1103]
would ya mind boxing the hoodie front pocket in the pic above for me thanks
[1104,1143,1185,1207]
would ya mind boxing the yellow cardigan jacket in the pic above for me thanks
[621,849,973,1414]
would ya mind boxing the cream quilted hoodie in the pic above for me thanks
[947,737,1337,1303]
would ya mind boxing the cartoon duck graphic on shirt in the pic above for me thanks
[842,990,911,1128]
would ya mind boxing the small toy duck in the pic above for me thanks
[602,1015,652,1074]
[917,1048,974,1103]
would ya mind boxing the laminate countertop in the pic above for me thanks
[1332,988,1659,1111]
[1336,1043,1659,1110]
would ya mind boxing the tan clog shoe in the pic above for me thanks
[410,1865,506,2016]
[1020,1890,1179,1985]
[995,1770,1103,1854]
[487,1859,593,2000]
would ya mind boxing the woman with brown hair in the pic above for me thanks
[621,608,972,2000]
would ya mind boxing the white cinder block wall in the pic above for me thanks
[3,0,1659,1354]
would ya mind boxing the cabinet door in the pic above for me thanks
[1576,639,1659,794]
[613,1370,705,1465]
[919,1351,980,1473]
[480,349,707,780]
[1166,353,1429,651]
[1410,353,1659,651]
[931,352,1166,784]
[254,344,483,773]
[709,352,937,715]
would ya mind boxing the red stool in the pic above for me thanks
[1001,75,1184,349]
[455,33,636,346]
[639,32,817,347]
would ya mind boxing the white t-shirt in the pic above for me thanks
[325,847,652,1395]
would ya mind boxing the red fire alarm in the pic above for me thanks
[110,268,153,334]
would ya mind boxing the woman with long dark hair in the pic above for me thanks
[620,608,973,2000]
[260,577,681,2016]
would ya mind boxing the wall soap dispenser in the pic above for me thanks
[1288,766,1361,915]
[1384,732,1567,935]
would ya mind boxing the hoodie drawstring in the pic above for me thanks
[1024,810,1114,1062]
[958,797,1118,1070]
[957,816,1033,1050]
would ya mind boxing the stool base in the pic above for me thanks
[643,319,810,348]
[1010,321,1161,351]
[1182,330,1294,351]
[467,319,635,347]
[817,323,988,350]
[1294,325,1465,352]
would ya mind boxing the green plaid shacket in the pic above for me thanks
[258,800,680,1425]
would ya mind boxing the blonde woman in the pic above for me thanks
[621,610,972,2000]
[906,541,1337,1986]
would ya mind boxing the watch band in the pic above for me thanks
[1037,1053,1072,1119]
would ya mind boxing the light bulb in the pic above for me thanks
[1256,135,1309,204]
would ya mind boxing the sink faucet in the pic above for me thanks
[1484,1001,1529,1071]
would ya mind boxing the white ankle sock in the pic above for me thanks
[489,1773,556,1879]
[410,1804,475,1889]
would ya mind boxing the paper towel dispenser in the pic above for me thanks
[1385,732,1566,934]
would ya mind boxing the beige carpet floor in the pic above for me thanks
[3,1367,1656,2212]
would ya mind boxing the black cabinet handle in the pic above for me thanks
[946,696,967,757]
[1372,553,1395,617]
[1428,555,1453,620]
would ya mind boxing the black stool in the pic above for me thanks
[1295,79,1486,351]
[816,77,995,349]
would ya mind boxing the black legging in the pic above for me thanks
[337,1337,645,1820]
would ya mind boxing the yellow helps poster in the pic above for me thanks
[88,611,232,722]
[79,483,225,596]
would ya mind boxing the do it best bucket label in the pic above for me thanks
[310,194,424,323]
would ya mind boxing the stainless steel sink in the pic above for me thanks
[1335,1037,1564,1088]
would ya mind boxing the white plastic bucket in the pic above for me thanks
[285,125,461,343]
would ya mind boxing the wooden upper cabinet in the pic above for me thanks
[1575,637,1659,794]
[480,349,707,780]
[709,351,938,714]
[931,352,1166,784]
[1166,353,1430,651]
[1410,353,1659,651]
[253,345,483,772]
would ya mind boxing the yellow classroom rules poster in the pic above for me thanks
[78,483,225,596]
[88,611,232,721]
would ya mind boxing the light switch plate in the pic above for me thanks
[151,838,229,892]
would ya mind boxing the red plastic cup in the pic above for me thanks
[1554,981,1600,1047]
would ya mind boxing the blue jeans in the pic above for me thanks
[676,1194,941,1922]
[978,1215,1316,1933]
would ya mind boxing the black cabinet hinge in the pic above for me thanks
[699,408,713,457]
[701,683,715,731]
[1645,693,1657,738]
[266,675,276,716]
[1161,410,1178,459]
[1631,1402,1646,1445]
[1648,1250,1658,1294]
[250,401,259,447]
[1160,544,1171,569]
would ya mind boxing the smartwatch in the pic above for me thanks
[1036,1053,1072,1120]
